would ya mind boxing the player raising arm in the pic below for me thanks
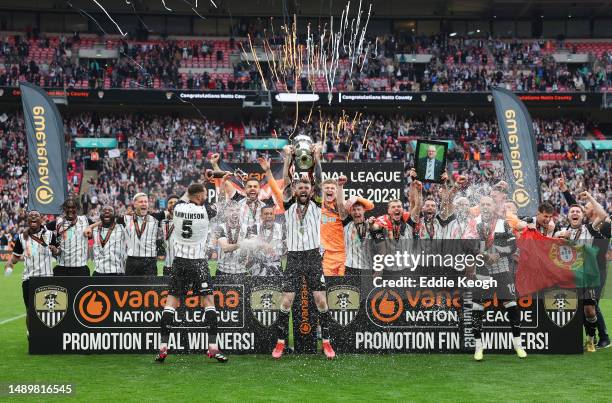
[272,143,336,360]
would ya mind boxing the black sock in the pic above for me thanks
[160,307,175,345]
[204,307,218,345]
[585,314,597,338]
[318,309,331,340]
[596,305,609,339]
[276,309,290,341]
[505,304,521,338]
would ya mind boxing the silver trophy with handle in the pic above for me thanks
[293,134,314,170]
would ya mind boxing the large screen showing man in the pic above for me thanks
[415,140,447,183]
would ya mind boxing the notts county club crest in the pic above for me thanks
[544,288,578,328]
[250,285,282,327]
[34,286,68,328]
[327,285,360,327]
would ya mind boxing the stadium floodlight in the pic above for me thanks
[449,32,457,37]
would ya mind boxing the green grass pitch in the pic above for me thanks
[0,261,611,402]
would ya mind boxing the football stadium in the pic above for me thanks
[0,0,611,400]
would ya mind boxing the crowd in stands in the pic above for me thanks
[0,111,609,243]
[1,30,611,92]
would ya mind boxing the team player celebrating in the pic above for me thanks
[272,144,336,360]
[471,196,527,361]
[155,183,228,363]
[87,193,166,275]
[247,204,286,276]
[88,205,127,276]
[122,193,166,276]
[343,197,375,278]
[4,211,59,333]
[320,177,349,276]
[215,201,248,279]
[220,155,283,234]
[160,195,180,276]
[45,197,93,276]
[558,176,611,350]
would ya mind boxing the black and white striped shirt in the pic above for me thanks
[284,199,321,252]
[12,229,56,280]
[216,224,246,274]
[233,194,267,231]
[554,224,594,245]
[120,213,164,258]
[440,214,479,240]
[477,217,515,274]
[344,219,369,270]
[160,218,175,267]
[92,223,127,274]
[46,215,91,267]
[172,201,217,259]
[417,215,454,240]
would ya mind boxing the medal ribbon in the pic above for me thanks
[296,202,309,230]
[133,214,147,239]
[165,221,174,240]
[57,219,76,240]
[484,220,497,250]
[99,223,115,248]
[226,222,239,244]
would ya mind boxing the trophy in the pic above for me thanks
[293,134,314,170]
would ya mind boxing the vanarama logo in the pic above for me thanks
[31,106,54,205]
[299,278,312,334]
[78,290,111,323]
[370,289,404,323]
[36,185,54,204]
[512,188,530,208]
[73,285,244,329]
[504,109,531,208]
[367,288,465,328]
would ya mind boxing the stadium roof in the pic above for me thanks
[2,0,612,19]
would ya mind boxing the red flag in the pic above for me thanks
[516,229,599,296]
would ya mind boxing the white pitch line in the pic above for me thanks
[0,313,26,325]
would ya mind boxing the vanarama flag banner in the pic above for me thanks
[515,229,600,296]
[19,82,68,214]
[492,87,541,217]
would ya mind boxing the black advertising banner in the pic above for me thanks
[28,276,581,354]
[28,276,280,354]
[0,87,602,108]
[326,277,582,354]
[19,82,67,214]
[492,87,541,217]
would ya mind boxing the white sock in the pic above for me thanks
[513,336,523,349]
[277,339,285,344]
[475,338,483,351]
